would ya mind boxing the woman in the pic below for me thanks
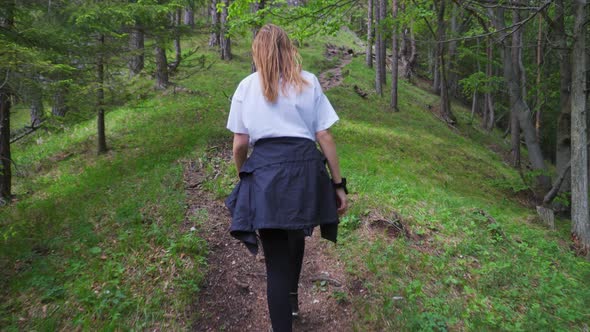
[225,24,348,332]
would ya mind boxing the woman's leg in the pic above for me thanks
[287,230,305,293]
[287,230,305,317]
[259,229,292,332]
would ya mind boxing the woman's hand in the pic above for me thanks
[335,188,347,215]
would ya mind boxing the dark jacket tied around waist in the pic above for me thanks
[225,137,339,254]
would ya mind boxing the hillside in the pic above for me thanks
[1,28,589,331]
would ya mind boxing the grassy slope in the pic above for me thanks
[1,28,589,330]
[327,57,590,331]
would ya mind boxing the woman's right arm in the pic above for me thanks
[233,133,249,177]
[316,129,347,215]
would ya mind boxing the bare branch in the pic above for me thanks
[0,70,10,90]
[437,0,552,44]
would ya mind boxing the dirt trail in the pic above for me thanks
[318,44,353,91]
[185,149,353,332]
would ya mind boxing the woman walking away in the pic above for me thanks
[225,24,348,332]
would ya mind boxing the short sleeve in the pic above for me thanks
[314,76,339,132]
[226,82,248,134]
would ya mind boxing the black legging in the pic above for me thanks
[259,229,305,332]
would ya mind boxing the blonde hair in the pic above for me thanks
[252,24,309,103]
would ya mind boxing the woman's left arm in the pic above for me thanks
[232,133,249,176]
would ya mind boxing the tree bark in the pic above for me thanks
[366,0,373,68]
[432,50,440,93]
[447,3,459,97]
[184,7,195,28]
[0,2,14,201]
[510,10,523,168]
[535,14,543,140]
[375,0,383,96]
[51,88,67,116]
[554,0,572,194]
[390,0,399,110]
[154,43,168,90]
[510,104,521,168]
[378,0,387,85]
[493,7,550,193]
[379,0,386,86]
[570,0,589,254]
[209,0,220,47]
[436,0,455,124]
[220,0,232,60]
[399,25,417,80]
[128,24,144,77]
[512,10,527,100]
[484,37,494,130]
[97,34,107,154]
[29,79,44,127]
[173,9,182,70]
[0,90,11,201]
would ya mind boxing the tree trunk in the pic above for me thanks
[535,14,543,140]
[399,25,417,80]
[97,34,107,154]
[432,52,440,93]
[375,0,383,96]
[490,7,550,192]
[0,5,14,201]
[390,0,399,110]
[128,24,144,77]
[0,90,11,201]
[51,88,67,116]
[209,0,220,47]
[220,0,232,60]
[184,7,195,28]
[379,0,386,86]
[484,37,494,130]
[436,0,455,124]
[470,90,478,122]
[30,83,43,127]
[571,0,589,254]
[555,0,572,194]
[510,11,523,168]
[154,43,168,90]
[366,0,373,68]
[510,105,521,168]
[447,3,459,97]
[173,9,182,70]
[512,10,527,100]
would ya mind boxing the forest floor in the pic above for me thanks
[187,45,356,331]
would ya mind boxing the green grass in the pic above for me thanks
[319,42,590,331]
[1,27,589,331]
[0,34,245,330]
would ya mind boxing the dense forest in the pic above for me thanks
[1,0,589,330]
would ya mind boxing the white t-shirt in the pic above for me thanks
[226,70,339,144]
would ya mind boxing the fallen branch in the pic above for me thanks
[10,121,44,144]
[311,275,343,287]
[543,160,571,205]
[353,85,368,99]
